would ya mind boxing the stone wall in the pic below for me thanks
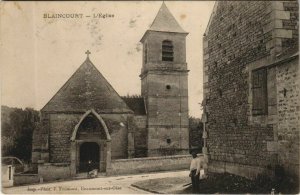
[49,113,81,163]
[147,127,189,156]
[142,32,187,67]
[109,154,199,175]
[203,1,299,178]
[101,114,130,159]
[276,58,299,177]
[14,173,40,186]
[46,112,131,163]
[208,161,268,179]
[38,163,72,182]
[143,72,189,156]
[132,116,147,157]
[141,26,189,157]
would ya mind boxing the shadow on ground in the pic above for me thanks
[132,172,299,194]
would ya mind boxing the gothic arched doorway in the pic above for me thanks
[70,109,112,176]
[79,142,100,172]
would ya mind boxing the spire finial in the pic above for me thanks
[85,50,91,58]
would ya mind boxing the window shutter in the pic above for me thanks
[162,40,174,62]
[252,68,267,115]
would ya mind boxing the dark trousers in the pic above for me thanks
[190,169,199,192]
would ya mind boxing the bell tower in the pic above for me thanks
[140,3,189,156]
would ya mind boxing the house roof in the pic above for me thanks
[204,2,218,36]
[122,97,146,115]
[148,2,186,33]
[41,56,132,114]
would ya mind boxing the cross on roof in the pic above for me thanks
[85,50,91,58]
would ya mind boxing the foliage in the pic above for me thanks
[183,171,299,194]
[188,117,203,153]
[1,105,39,162]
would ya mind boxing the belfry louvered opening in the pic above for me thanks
[162,40,174,62]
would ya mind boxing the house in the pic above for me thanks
[202,1,299,179]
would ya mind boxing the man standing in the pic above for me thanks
[190,151,200,192]
[87,160,92,178]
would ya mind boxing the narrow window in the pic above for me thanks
[283,88,287,97]
[166,138,171,144]
[162,40,174,62]
[252,68,268,115]
[8,166,11,180]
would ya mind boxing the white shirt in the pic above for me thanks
[190,157,201,175]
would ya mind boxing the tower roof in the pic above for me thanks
[149,2,186,33]
[41,53,132,113]
[140,3,187,42]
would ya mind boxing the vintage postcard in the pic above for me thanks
[1,1,299,194]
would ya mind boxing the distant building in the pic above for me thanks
[202,1,299,179]
[32,3,189,178]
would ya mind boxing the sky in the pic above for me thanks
[0,1,215,118]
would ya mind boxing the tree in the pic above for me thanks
[1,106,39,162]
[189,116,203,154]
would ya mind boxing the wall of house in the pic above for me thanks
[276,58,299,177]
[203,1,299,178]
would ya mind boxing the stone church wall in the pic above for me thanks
[144,72,189,156]
[143,32,186,65]
[101,114,130,159]
[203,1,299,178]
[49,113,81,163]
[132,116,147,157]
[147,127,189,156]
[47,112,133,163]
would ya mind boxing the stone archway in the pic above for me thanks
[70,109,112,176]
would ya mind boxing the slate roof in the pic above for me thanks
[122,97,146,115]
[149,2,186,33]
[42,57,132,113]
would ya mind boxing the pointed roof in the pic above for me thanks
[204,2,219,36]
[140,3,187,42]
[149,2,186,33]
[42,55,132,113]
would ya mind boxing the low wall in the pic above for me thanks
[14,173,40,186]
[110,154,201,175]
[38,163,72,182]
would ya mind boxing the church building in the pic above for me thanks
[32,3,189,177]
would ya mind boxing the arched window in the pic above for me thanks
[162,40,174,62]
